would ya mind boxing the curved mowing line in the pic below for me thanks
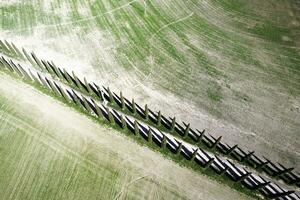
[7,0,140,33]
[142,11,195,84]
[1,39,298,189]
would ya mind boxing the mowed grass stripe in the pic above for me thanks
[0,125,29,195]
[0,113,122,200]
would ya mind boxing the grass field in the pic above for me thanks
[0,0,299,199]
[0,74,255,200]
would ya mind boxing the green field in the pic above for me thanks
[0,74,256,200]
[0,0,299,199]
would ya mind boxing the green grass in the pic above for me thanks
[207,81,223,102]
[0,96,121,200]
[0,65,261,199]
[0,70,257,199]
[0,0,300,199]
[251,21,293,44]
[0,74,192,200]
